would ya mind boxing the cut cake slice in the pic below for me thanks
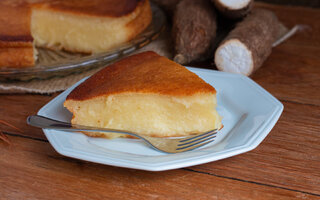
[64,51,222,138]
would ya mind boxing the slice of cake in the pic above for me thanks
[0,0,151,68]
[64,51,222,139]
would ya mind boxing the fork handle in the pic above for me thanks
[27,115,72,129]
[27,115,138,138]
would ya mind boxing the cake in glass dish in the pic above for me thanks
[0,0,152,68]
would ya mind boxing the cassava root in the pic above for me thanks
[172,0,217,64]
[211,0,252,19]
[214,8,285,76]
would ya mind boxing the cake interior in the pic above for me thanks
[64,93,222,139]
[31,8,140,53]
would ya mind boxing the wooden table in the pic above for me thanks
[1,3,319,199]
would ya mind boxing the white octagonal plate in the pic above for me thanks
[38,67,283,171]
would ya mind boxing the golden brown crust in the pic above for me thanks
[33,0,146,17]
[0,47,35,68]
[0,1,34,67]
[0,35,33,50]
[126,0,152,41]
[66,51,216,101]
[0,1,33,48]
[0,35,33,44]
[0,2,31,34]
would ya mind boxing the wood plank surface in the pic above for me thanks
[191,101,320,194]
[0,135,318,200]
[1,99,319,197]
[0,94,55,139]
[0,2,320,199]
[251,3,320,106]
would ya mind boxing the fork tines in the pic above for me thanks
[176,130,217,151]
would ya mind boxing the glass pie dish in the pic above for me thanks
[0,3,166,82]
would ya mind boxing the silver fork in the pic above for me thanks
[27,115,218,153]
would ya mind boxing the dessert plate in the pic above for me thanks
[37,68,283,171]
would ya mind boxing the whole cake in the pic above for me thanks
[0,0,152,68]
[64,51,222,139]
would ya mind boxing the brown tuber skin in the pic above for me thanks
[172,0,217,64]
[211,0,252,19]
[214,8,285,76]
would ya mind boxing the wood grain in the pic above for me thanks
[0,135,318,200]
[0,94,56,139]
[257,0,320,7]
[252,3,320,106]
[191,101,320,195]
[253,43,320,105]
